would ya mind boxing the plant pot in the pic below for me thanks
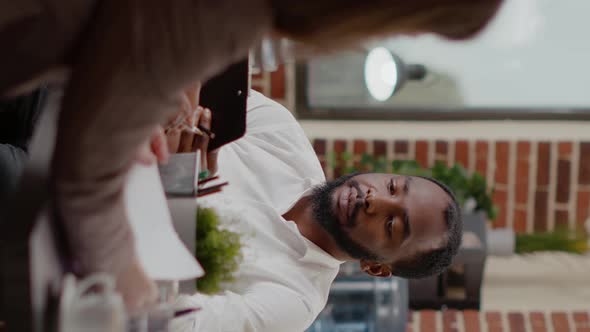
[486,228,515,256]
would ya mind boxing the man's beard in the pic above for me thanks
[311,174,379,261]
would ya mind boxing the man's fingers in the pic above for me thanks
[136,126,168,165]
[166,129,181,153]
[178,131,194,153]
[167,93,192,127]
[194,107,212,170]
[200,107,212,129]
[152,127,170,163]
[207,148,219,175]
[117,257,158,315]
[192,107,212,151]
[136,142,157,165]
[184,83,201,111]
[178,106,205,152]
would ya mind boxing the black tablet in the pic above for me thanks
[198,58,249,151]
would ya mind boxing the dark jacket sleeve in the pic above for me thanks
[0,87,46,198]
[0,143,27,198]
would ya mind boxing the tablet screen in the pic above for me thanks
[199,58,249,151]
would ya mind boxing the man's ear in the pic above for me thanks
[359,260,392,278]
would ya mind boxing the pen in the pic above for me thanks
[197,181,229,197]
[167,120,215,140]
[198,175,220,186]
[174,307,201,318]
[196,125,216,139]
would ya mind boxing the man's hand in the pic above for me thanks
[135,126,170,165]
[165,89,219,174]
[115,255,159,313]
[135,87,219,175]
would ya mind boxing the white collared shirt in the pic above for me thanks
[171,90,342,332]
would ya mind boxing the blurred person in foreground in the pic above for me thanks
[167,90,461,331]
[0,0,503,311]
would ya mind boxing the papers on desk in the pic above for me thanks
[158,152,200,197]
[124,163,204,280]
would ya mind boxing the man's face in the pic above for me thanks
[311,173,450,267]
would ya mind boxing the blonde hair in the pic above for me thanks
[271,0,503,49]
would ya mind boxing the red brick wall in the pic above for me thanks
[409,310,590,332]
[251,65,290,108]
[253,64,590,234]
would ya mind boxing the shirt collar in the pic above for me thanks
[300,237,344,268]
[281,182,344,269]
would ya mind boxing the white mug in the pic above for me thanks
[60,273,126,332]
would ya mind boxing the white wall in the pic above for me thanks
[385,0,590,108]
[309,0,590,109]
[299,120,590,141]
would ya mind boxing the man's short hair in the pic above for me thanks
[391,177,463,279]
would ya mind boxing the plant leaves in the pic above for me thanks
[195,207,243,294]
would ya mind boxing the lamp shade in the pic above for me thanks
[364,47,400,102]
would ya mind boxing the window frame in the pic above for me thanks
[295,62,590,121]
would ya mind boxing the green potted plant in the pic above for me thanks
[491,226,589,256]
[195,206,244,294]
[515,227,588,254]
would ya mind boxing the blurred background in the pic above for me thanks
[252,0,590,331]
